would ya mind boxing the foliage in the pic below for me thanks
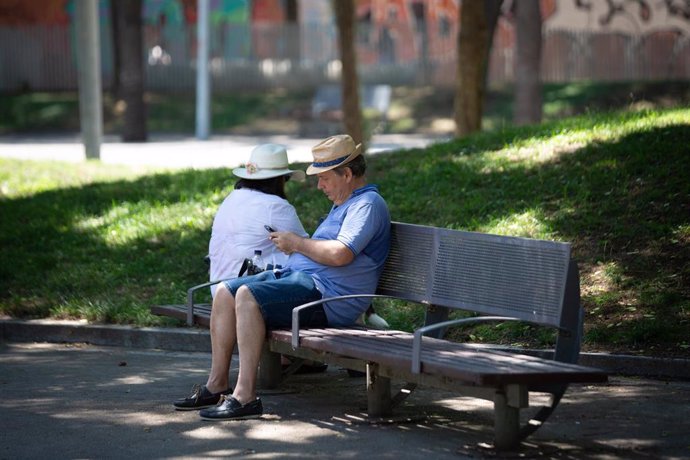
[2,82,688,136]
[1,107,688,357]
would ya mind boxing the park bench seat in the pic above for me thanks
[152,221,608,451]
[266,328,605,386]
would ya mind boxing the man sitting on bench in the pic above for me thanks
[172,134,392,420]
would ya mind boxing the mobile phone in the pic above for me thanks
[264,225,276,233]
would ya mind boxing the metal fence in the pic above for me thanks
[1,22,688,92]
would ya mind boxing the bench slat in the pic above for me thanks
[268,329,607,386]
[377,223,435,301]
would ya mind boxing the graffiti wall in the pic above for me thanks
[1,0,688,91]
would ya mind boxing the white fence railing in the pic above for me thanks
[1,23,688,92]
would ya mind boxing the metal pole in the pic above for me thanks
[195,0,211,139]
[75,0,103,159]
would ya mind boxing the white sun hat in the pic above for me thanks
[233,144,306,181]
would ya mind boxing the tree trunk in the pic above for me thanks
[334,0,364,150]
[285,0,300,61]
[484,0,504,82]
[109,0,121,99]
[514,0,543,126]
[454,1,489,137]
[114,0,147,142]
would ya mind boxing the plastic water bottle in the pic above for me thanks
[250,249,265,275]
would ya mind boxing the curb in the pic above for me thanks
[2,318,688,380]
[0,319,211,353]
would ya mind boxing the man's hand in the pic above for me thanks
[268,231,302,255]
[269,231,354,266]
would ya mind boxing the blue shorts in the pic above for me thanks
[222,270,326,330]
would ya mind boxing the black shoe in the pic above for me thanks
[173,384,232,411]
[199,395,263,421]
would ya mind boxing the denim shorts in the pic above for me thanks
[222,270,327,330]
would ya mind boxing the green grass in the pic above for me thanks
[1,106,689,357]
[0,90,311,135]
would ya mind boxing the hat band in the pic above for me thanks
[312,154,351,168]
[245,162,290,175]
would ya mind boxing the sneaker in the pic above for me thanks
[173,384,232,411]
[199,395,263,421]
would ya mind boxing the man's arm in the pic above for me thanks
[269,232,354,266]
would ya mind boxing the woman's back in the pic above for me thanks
[209,188,307,296]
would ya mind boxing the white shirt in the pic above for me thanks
[208,188,308,297]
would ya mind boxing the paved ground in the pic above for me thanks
[1,340,689,460]
[0,133,447,169]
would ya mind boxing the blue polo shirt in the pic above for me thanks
[285,185,391,326]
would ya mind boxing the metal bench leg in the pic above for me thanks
[520,384,568,439]
[258,344,282,390]
[390,382,417,409]
[494,385,528,451]
[366,363,392,417]
[423,305,450,338]
[494,391,520,450]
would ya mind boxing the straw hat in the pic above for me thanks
[306,134,362,175]
[233,144,305,181]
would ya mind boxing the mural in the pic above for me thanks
[3,0,689,34]
[0,0,71,25]
[1,0,688,91]
[546,0,690,34]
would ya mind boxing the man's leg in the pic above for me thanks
[206,283,237,394]
[232,285,266,405]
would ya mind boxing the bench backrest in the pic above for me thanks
[376,222,580,336]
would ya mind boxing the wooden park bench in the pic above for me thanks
[152,221,608,450]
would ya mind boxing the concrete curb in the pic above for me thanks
[2,318,688,380]
[0,319,211,353]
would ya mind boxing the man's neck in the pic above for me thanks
[334,177,368,206]
[350,177,367,192]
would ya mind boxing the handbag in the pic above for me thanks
[237,258,263,277]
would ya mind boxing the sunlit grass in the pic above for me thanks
[479,209,552,239]
[0,159,160,198]
[76,201,215,247]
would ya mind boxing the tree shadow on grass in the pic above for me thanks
[0,167,318,323]
[372,123,689,354]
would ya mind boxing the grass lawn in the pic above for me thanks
[1,101,689,358]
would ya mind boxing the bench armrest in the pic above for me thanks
[186,280,224,326]
[411,316,520,374]
[290,294,399,348]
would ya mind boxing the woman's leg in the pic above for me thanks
[206,283,237,393]
[232,285,266,405]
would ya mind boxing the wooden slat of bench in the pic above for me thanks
[268,329,607,387]
[152,307,605,385]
